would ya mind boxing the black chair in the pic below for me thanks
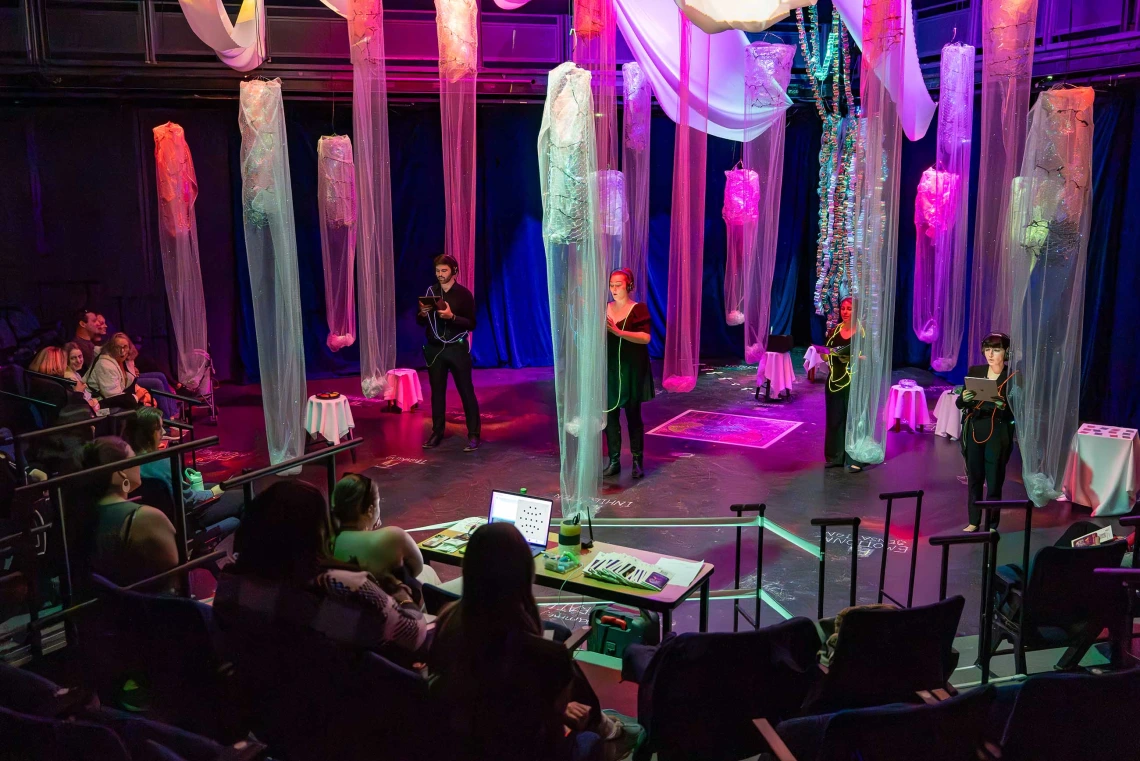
[996,668,1140,761]
[621,617,822,761]
[758,684,996,761]
[83,574,249,743]
[802,596,965,714]
[990,540,1128,673]
[0,704,133,761]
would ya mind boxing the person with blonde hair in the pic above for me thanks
[30,345,98,412]
[84,332,154,409]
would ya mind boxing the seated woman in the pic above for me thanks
[213,481,427,660]
[84,333,154,410]
[29,345,95,412]
[428,522,634,761]
[121,408,240,529]
[74,437,179,587]
[331,473,439,585]
[62,342,100,411]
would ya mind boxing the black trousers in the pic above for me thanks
[605,402,644,459]
[824,385,849,466]
[964,421,1013,527]
[425,342,480,437]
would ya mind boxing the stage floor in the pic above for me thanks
[200,353,1107,642]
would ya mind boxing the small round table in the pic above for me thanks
[384,368,423,413]
[304,393,356,445]
[884,384,932,432]
[933,389,963,440]
[755,351,795,401]
[803,346,827,382]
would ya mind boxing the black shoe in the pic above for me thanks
[464,436,480,452]
[631,456,644,479]
[422,433,443,449]
[602,457,621,477]
[825,461,844,469]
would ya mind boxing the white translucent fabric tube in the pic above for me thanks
[152,122,210,390]
[238,79,307,468]
[349,0,396,397]
[742,42,794,364]
[919,43,973,372]
[317,135,357,352]
[662,12,710,393]
[177,0,265,71]
[622,62,651,306]
[436,0,478,293]
[845,0,904,466]
[723,168,759,326]
[968,0,1038,363]
[538,62,607,520]
[1008,87,1094,507]
[596,169,627,272]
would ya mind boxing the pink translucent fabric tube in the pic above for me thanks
[662,12,710,393]
[152,122,210,390]
[912,168,958,344]
[968,0,1038,364]
[317,135,357,352]
[742,42,793,363]
[845,0,905,466]
[722,167,759,326]
[436,0,478,293]
[917,43,974,372]
[349,0,396,397]
[1008,87,1094,506]
[621,62,651,306]
[573,0,618,171]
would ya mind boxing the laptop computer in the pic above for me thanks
[488,490,554,557]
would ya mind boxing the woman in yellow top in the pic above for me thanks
[823,297,865,473]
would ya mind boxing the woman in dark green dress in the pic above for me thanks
[603,268,654,479]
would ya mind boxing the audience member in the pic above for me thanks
[429,522,632,761]
[331,473,440,585]
[30,345,98,412]
[214,481,427,659]
[62,341,99,409]
[70,308,99,375]
[122,408,240,528]
[74,437,179,587]
[84,332,154,409]
[93,313,109,346]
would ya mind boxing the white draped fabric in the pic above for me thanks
[673,0,815,34]
[349,0,397,398]
[845,0,905,466]
[238,79,307,469]
[538,62,607,520]
[742,42,794,363]
[177,0,266,71]
[621,62,652,307]
[1008,88,1095,507]
[152,122,211,391]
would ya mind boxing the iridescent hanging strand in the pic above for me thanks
[796,5,858,330]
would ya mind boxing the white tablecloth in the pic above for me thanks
[304,394,355,444]
[757,351,795,398]
[933,389,963,440]
[803,345,827,381]
[884,384,932,432]
[383,368,423,412]
[1062,424,1140,516]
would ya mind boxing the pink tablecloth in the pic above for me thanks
[384,368,423,412]
[884,384,932,432]
[933,389,962,440]
[757,352,795,398]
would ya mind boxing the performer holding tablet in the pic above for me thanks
[957,332,1016,531]
[418,254,481,452]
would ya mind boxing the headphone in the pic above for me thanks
[610,268,635,293]
[981,332,1011,351]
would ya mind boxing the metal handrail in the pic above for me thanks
[220,437,363,490]
[877,490,923,608]
[929,529,1000,685]
[1,409,135,445]
[22,368,77,388]
[730,503,765,632]
[14,436,219,494]
[811,516,861,619]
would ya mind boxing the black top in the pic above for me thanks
[417,282,476,346]
[824,324,854,393]
[607,302,655,408]
[73,335,96,376]
[957,364,1015,439]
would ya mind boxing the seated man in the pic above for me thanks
[70,308,99,376]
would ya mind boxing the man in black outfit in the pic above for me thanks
[418,254,480,451]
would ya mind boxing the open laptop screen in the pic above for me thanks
[489,490,553,548]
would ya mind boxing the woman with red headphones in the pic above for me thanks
[957,332,1017,531]
[603,268,654,479]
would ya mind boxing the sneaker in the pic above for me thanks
[463,436,480,452]
[601,710,643,761]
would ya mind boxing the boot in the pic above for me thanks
[602,455,621,477]
[631,455,644,479]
